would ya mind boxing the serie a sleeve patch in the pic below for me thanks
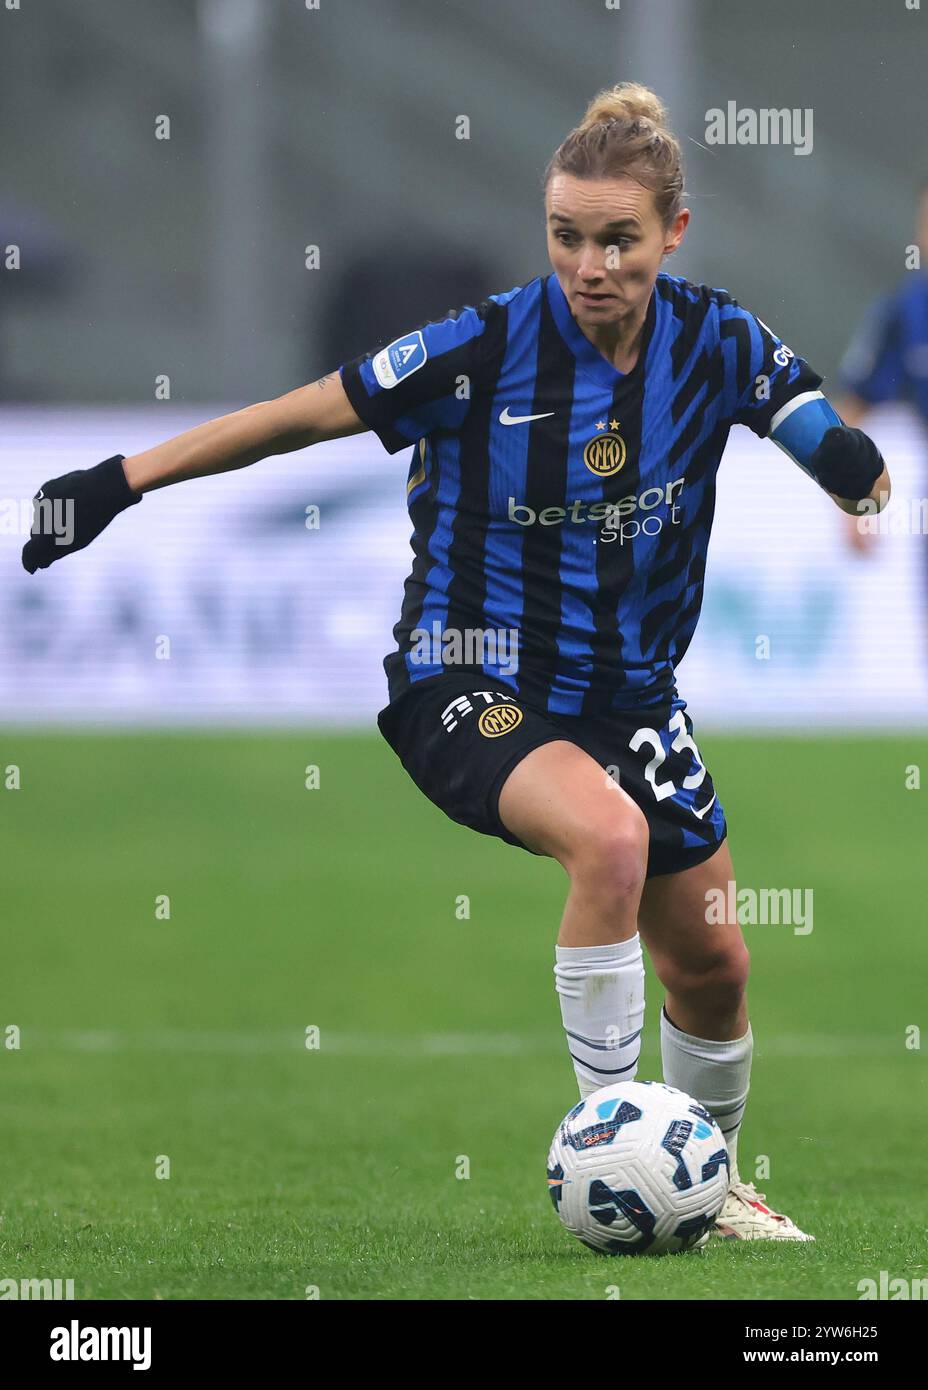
[372,330,428,389]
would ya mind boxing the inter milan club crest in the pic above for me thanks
[477,703,523,738]
[583,420,627,477]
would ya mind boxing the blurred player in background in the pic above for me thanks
[835,183,928,553]
[22,84,891,1244]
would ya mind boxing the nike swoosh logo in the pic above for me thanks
[498,407,556,425]
[693,792,717,821]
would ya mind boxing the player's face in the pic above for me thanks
[545,174,688,323]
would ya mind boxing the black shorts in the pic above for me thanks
[377,670,728,878]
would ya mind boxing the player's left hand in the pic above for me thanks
[809,425,884,503]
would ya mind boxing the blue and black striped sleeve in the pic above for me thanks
[717,293,824,437]
[338,302,493,454]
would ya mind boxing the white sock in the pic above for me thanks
[660,1004,752,1182]
[553,936,645,1100]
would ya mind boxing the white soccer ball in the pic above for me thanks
[546,1081,731,1255]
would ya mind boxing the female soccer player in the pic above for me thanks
[24,83,890,1243]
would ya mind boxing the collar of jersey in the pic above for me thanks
[546,274,656,389]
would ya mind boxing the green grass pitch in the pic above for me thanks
[1,729,925,1300]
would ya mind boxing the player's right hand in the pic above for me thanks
[21,454,143,573]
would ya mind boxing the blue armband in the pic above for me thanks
[768,391,843,481]
[768,391,884,500]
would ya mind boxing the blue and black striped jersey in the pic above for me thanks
[339,271,822,717]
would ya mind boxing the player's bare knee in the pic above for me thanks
[664,942,750,1008]
[706,946,750,1008]
[563,810,649,903]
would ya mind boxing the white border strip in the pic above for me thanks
[768,388,826,434]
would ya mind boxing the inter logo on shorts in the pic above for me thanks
[477,703,523,738]
[583,430,627,477]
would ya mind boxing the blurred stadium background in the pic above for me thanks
[1,0,926,726]
[1,0,926,1301]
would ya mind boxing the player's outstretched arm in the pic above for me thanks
[768,391,891,518]
[22,373,365,573]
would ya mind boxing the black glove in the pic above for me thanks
[21,454,142,573]
[808,425,884,502]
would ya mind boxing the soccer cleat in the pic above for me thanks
[712,1179,815,1241]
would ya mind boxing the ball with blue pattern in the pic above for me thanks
[547,1081,730,1255]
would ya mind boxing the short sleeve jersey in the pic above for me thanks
[340,271,823,716]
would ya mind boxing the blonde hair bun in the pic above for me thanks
[545,82,684,229]
[581,83,668,131]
